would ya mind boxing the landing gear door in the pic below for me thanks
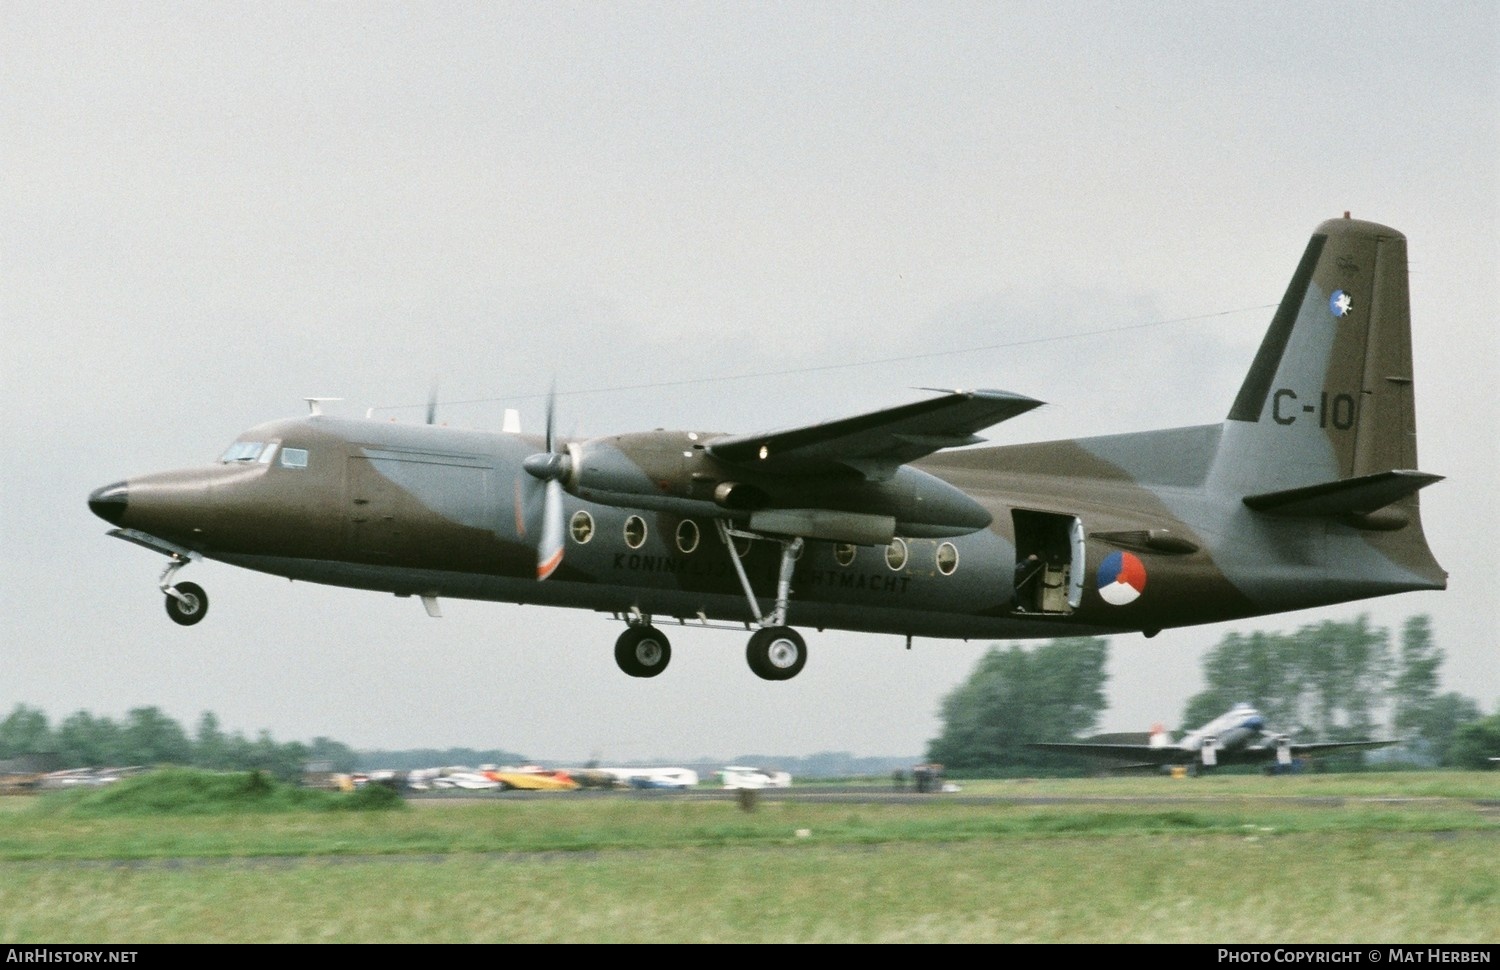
[1069,516,1085,609]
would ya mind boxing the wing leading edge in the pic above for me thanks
[1026,742,1185,768]
[1285,739,1398,758]
[707,389,1043,481]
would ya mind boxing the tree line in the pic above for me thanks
[1180,615,1484,766]
[926,636,1109,773]
[927,614,1498,773]
[0,707,357,782]
[0,705,536,782]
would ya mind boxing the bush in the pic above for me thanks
[39,767,405,816]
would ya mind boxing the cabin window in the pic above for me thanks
[570,511,595,544]
[279,447,309,469]
[220,441,264,463]
[624,515,647,549]
[675,519,700,554]
[885,538,908,571]
[834,543,856,567]
[936,542,959,576]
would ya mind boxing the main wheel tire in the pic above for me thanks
[164,581,209,626]
[614,625,671,678]
[746,626,806,681]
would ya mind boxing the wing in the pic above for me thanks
[1286,739,1398,757]
[1025,742,1183,766]
[707,389,1043,481]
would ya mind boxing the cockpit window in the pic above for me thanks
[279,448,309,469]
[257,442,280,465]
[221,441,265,463]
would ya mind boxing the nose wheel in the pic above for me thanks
[158,555,208,626]
[164,581,209,626]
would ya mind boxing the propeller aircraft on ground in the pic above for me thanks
[89,216,1445,680]
[1028,702,1398,771]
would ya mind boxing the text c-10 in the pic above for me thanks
[1272,389,1356,429]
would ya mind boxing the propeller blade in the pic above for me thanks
[520,381,568,579]
[544,383,556,453]
[513,475,528,538]
[537,478,564,580]
[426,381,439,425]
[522,383,573,484]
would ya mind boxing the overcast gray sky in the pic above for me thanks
[4,3,1496,762]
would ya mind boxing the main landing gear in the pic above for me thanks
[611,526,814,681]
[159,556,208,626]
[746,626,806,681]
[614,624,671,678]
[726,524,810,683]
[611,618,807,683]
[723,523,809,682]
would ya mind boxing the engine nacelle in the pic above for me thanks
[713,480,766,511]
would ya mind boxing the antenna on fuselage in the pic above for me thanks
[304,397,343,416]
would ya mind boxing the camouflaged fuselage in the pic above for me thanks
[91,217,1446,647]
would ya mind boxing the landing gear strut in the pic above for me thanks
[614,624,671,678]
[159,557,208,626]
[718,522,811,681]
[609,527,814,681]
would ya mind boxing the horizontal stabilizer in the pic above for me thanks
[708,389,1043,480]
[1242,469,1442,517]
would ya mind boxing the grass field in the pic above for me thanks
[1,772,1496,943]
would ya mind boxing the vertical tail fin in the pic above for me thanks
[1212,216,1445,593]
[1217,217,1429,494]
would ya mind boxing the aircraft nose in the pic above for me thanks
[88,481,129,525]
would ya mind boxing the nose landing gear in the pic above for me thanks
[100,529,209,627]
[159,556,208,626]
[164,580,208,626]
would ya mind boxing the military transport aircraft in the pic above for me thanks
[88,216,1445,680]
[1027,702,1397,770]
